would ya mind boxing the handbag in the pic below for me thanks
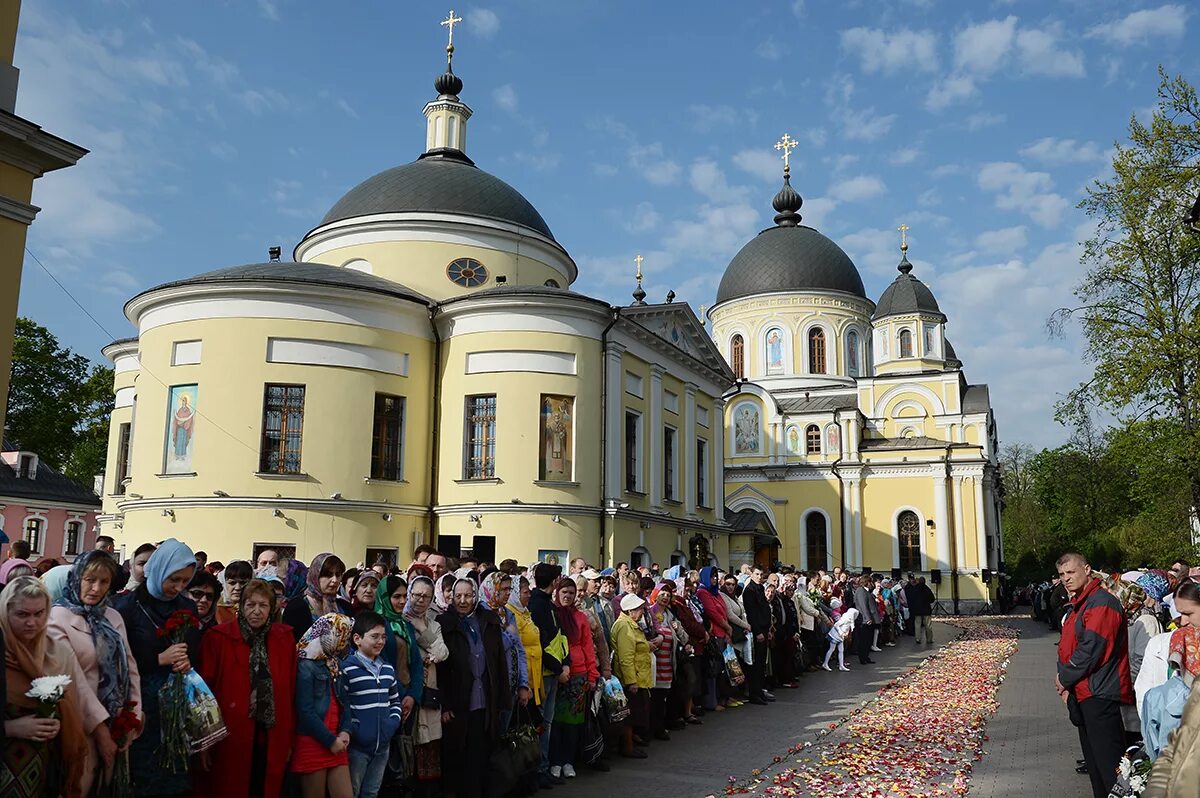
[384,731,415,786]
[601,675,631,724]
[580,692,605,765]
[419,685,441,710]
[488,706,541,792]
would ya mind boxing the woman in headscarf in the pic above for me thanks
[48,551,141,794]
[0,576,93,798]
[480,571,531,735]
[374,576,425,710]
[403,575,447,797]
[291,613,354,798]
[33,556,60,578]
[696,566,733,710]
[214,560,252,626]
[41,563,72,604]
[646,580,685,741]
[113,537,201,797]
[0,557,33,587]
[1109,578,1158,737]
[432,573,455,615]
[282,558,309,611]
[282,553,349,643]
[349,570,380,616]
[118,543,156,597]
[611,593,652,759]
[507,575,543,707]
[436,577,510,798]
[186,570,222,633]
[196,578,297,798]
[548,577,598,780]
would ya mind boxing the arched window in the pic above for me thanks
[808,327,826,374]
[730,334,745,379]
[899,329,913,358]
[847,330,860,377]
[805,424,821,454]
[898,510,921,571]
[805,513,828,571]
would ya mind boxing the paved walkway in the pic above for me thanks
[558,616,1091,797]
[969,617,1090,798]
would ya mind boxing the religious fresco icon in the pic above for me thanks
[539,395,574,481]
[733,402,760,455]
[765,328,784,374]
[786,425,801,454]
[164,384,198,474]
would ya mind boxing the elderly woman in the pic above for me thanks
[480,571,531,734]
[611,593,652,759]
[548,577,598,779]
[197,578,297,798]
[119,543,156,596]
[403,575,448,797]
[437,578,511,798]
[349,570,380,616]
[0,558,33,587]
[283,553,350,642]
[507,575,543,707]
[187,570,222,633]
[1,576,95,798]
[114,538,201,796]
[48,551,141,794]
[214,559,252,625]
[374,576,425,708]
[292,613,354,798]
[647,580,685,741]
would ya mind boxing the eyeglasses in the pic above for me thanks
[189,590,215,602]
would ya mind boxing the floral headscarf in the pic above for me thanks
[296,612,353,677]
[1169,625,1200,688]
[480,571,510,611]
[306,553,343,616]
[1107,578,1148,621]
[1136,571,1171,603]
[432,573,456,613]
[283,558,308,604]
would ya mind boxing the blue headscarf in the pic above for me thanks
[58,550,131,717]
[42,564,73,603]
[144,538,198,601]
[699,566,720,595]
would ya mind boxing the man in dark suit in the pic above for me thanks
[741,566,774,705]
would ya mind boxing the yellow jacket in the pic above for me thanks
[611,614,653,690]
[509,602,544,705]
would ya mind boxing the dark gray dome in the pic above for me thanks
[872,254,945,320]
[131,262,432,307]
[716,225,867,304]
[320,152,555,240]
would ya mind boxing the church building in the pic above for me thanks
[96,19,1001,607]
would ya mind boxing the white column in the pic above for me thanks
[952,476,966,574]
[849,416,861,459]
[649,365,665,507]
[684,383,697,514]
[604,344,625,499]
[975,476,988,571]
[851,480,863,569]
[712,399,726,521]
[840,478,853,570]
[933,474,950,572]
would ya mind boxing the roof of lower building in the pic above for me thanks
[0,442,101,508]
[777,393,859,415]
[962,384,991,414]
[860,435,976,451]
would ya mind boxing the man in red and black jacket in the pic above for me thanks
[1054,552,1133,798]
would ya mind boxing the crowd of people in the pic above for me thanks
[1049,552,1200,798]
[0,531,949,798]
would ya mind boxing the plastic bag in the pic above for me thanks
[601,675,630,724]
[722,644,745,686]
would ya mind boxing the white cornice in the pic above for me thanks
[0,194,39,225]
[115,495,430,515]
[708,289,876,320]
[437,292,612,340]
[294,212,577,283]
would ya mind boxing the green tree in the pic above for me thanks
[1050,69,1200,525]
[5,317,113,481]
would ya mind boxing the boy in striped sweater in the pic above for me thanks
[342,611,405,798]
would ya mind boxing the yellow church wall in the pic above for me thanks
[435,329,602,507]
[436,511,603,568]
[605,516,725,570]
[108,314,435,559]
[305,238,567,302]
[859,475,937,572]
[619,354,649,511]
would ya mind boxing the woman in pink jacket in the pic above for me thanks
[549,577,599,779]
[47,550,141,794]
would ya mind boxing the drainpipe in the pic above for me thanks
[428,306,443,551]
[598,307,620,566]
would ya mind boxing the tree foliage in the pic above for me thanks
[5,317,113,482]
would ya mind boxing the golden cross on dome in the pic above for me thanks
[441,9,463,49]
[774,133,798,173]
[898,223,910,252]
[635,254,644,286]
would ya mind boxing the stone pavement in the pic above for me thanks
[969,617,1092,798]
[558,616,1093,797]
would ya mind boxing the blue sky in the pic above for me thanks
[13,0,1196,448]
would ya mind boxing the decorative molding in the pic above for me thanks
[0,194,39,225]
[267,337,410,376]
[465,350,575,376]
[116,495,430,516]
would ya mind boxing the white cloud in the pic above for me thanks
[1016,27,1085,78]
[257,0,280,21]
[841,226,911,276]
[806,128,828,149]
[629,142,681,186]
[1019,137,1104,164]
[839,106,897,141]
[624,202,660,233]
[733,149,782,183]
[891,147,920,165]
[757,39,783,60]
[828,175,887,203]
[977,161,1070,228]
[689,159,749,204]
[975,225,1028,251]
[954,16,1017,76]
[689,104,744,131]
[467,9,500,38]
[1087,5,1187,47]
[840,27,939,74]
[925,75,976,110]
[492,83,517,112]
[336,98,358,119]
[965,112,1005,130]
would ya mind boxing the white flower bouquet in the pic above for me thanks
[25,674,72,718]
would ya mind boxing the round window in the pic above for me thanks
[447,258,488,288]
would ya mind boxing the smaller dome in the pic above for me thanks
[434,70,463,97]
[872,253,945,321]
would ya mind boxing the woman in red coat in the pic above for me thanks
[196,578,297,797]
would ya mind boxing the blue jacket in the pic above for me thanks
[340,651,403,755]
[295,659,352,749]
[381,620,426,705]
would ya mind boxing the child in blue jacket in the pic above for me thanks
[341,611,405,798]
